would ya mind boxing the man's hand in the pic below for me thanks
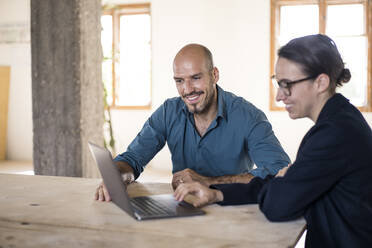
[95,182,111,201]
[116,161,135,185]
[120,172,135,185]
[275,163,292,178]
[95,161,135,202]
[172,168,210,190]
[174,182,223,207]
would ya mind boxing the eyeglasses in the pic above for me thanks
[271,75,317,96]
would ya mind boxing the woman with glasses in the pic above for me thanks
[174,34,372,247]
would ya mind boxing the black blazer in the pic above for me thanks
[213,94,372,248]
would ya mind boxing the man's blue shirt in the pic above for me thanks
[114,85,290,179]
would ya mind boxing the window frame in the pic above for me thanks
[270,0,372,111]
[102,3,152,110]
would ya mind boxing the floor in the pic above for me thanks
[0,160,34,175]
[0,160,305,248]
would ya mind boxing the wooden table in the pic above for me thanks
[0,174,306,248]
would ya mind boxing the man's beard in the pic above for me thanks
[186,85,215,115]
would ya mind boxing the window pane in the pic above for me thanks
[331,36,367,106]
[101,15,113,58]
[327,4,364,36]
[101,15,113,105]
[279,5,319,46]
[275,4,319,107]
[117,14,151,106]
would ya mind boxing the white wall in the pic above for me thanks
[3,0,372,168]
[109,0,372,171]
[0,0,32,160]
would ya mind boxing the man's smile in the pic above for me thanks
[184,92,203,104]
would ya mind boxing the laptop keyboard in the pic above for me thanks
[130,197,175,216]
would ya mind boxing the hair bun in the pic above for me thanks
[337,68,351,86]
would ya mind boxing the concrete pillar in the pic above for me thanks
[31,0,103,177]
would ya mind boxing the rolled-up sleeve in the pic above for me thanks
[246,111,290,178]
[114,104,167,179]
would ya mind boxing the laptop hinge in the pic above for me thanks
[134,212,142,220]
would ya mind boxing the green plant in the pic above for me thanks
[103,84,116,155]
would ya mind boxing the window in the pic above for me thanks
[101,4,151,109]
[270,0,371,111]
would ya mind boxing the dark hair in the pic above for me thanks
[278,34,351,93]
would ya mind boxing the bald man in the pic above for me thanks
[95,44,290,201]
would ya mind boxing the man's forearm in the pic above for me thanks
[114,161,135,184]
[207,173,255,185]
[115,161,134,174]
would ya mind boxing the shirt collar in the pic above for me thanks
[316,93,348,124]
[181,84,227,120]
[216,85,227,120]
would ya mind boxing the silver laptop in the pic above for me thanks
[88,142,205,221]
